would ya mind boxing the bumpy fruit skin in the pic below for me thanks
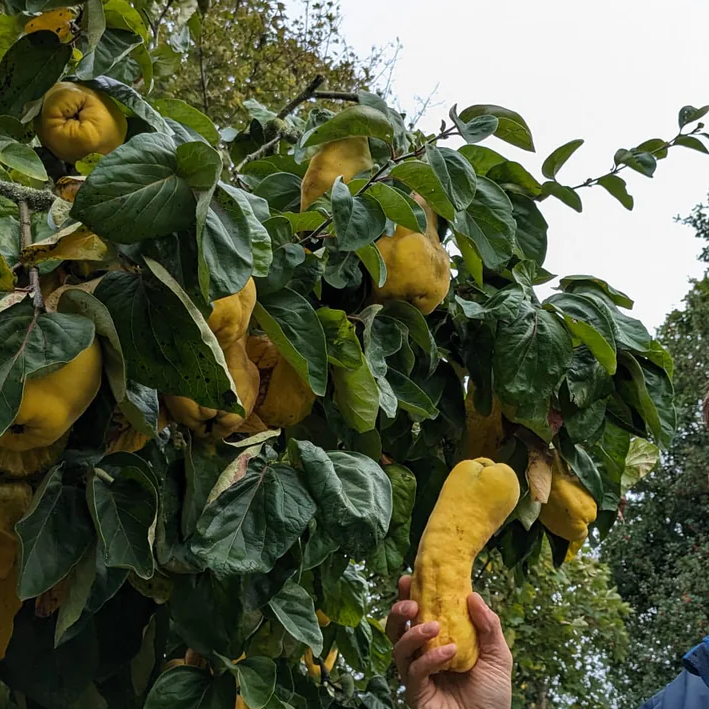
[462,384,505,461]
[538,451,597,543]
[300,137,374,210]
[246,335,315,428]
[208,278,257,349]
[24,8,74,41]
[36,82,127,164]
[0,339,102,452]
[164,337,259,438]
[303,646,339,680]
[410,457,520,673]
[371,195,450,315]
[0,433,68,477]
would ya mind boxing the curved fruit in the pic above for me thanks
[0,433,68,478]
[303,646,339,680]
[246,335,315,428]
[208,278,257,349]
[0,339,102,452]
[105,407,169,454]
[300,137,373,210]
[164,337,259,438]
[462,383,505,461]
[24,8,74,41]
[538,451,597,543]
[316,609,330,627]
[36,82,127,164]
[371,195,450,315]
[410,457,520,672]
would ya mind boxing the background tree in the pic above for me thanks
[603,200,709,709]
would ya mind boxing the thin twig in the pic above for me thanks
[18,200,44,313]
[277,74,326,119]
[198,32,209,114]
[0,180,55,211]
[152,0,175,47]
[313,90,359,102]
[234,135,282,173]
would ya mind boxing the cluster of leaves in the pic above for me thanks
[0,1,707,707]
[602,208,709,708]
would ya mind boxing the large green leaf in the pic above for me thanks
[557,433,604,503]
[459,104,535,151]
[72,133,196,243]
[510,193,548,266]
[254,288,328,397]
[320,556,367,627]
[94,265,241,412]
[541,138,584,179]
[454,175,517,270]
[190,455,316,576]
[230,657,277,709]
[365,183,426,233]
[425,145,477,211]
[267,579,323,655]
[388,160,455,221]
[332,179,386,251]
[75,27,141,79]
[87,454,158,579]
[302,105,393,146]
[0,31,71,118]
[0,138,47,181]
[290,440,392,557]
[493,301,573,404]
[0,301,96,435]
[17,467,95,599]
[144,666,236,709]
[153,98,220,145]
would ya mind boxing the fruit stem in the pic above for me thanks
[18,200,45,313]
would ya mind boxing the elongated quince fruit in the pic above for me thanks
[462,383,505,461]
[303,646,339,680]
[538,451,597,550]
[208,278,257,349]
[371,195,450,315]
[300,137,373,210]
[36,82,127,164]
[0,339,102,452]
[410,457,520,672]
[246,335,315,428]
[164,337,259,438]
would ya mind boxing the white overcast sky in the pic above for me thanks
[290,0,709,333]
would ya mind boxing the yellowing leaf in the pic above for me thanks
[21,225,112,266]
[526,448,552,503]
[24,7,75,42]
[0,254,16,292]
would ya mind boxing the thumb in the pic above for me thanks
[468,593,513,669]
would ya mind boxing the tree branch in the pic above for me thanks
[277,74,326,119]
[234,134,281,173]
[313,90,359,103]
[151,0,175,47]
[0,180,55,211]
[198,32,209,114]
[18,200,44,313]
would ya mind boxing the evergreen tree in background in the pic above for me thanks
[603,198,709,708]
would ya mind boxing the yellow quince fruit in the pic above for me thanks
[371,195,450,315]
[0,433,68,478]
[164,337,260,439]
[36,82,127,164]
[0,339,103,452]
[303,646,339,680]
[208,278,257,350]
[246,335,315,428]
[105,406,169,455]
[300,137,373,211]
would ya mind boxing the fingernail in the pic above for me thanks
[400,601,416,614]
[442,643,456,657]
[422,621,439,635]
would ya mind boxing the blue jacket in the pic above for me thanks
[639,637,709,708]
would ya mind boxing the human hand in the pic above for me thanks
[385,576,513,709]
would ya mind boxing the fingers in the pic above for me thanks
[405,643,456,702]
[468,593,513,670]
[392,621,440,677]
[385,576,415,645]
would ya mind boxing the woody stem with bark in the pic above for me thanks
[18,200,44,313]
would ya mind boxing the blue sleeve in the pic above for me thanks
[683,635,709,689]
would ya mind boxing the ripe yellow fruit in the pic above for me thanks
[410,457,520,672]
[0,433,68,478]
[164,337,259,438]
[371,195,450,315]
[24,8,74,42]
[208,278,257,350]
[303,646,339,680]
[316,609,330,627]
[300,137,374,211]
[246,335,315,428]
[105,407,169,455]
[36,82,127,164]
[462,384,505,461]
[538,451,597,545]
[0,339,102,452]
